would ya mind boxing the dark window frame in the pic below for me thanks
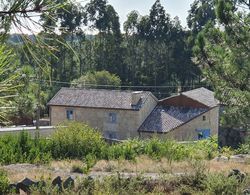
[66,109,74,120]
[109,112,117,123]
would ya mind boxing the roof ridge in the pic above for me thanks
[61,87,150,93]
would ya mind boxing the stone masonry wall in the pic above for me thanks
[140,106,219,141]
[50,94,157,140]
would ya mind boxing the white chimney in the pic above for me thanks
[131,91,143,106]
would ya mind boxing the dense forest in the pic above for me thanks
[0,0,249,128]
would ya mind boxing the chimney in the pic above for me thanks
[131,91,143,106]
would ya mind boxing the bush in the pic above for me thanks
[50,122,106,159]
[236,137,250,154]
[0,169,9,194]
[0,131,51,164]
[103,137,219,162]
[205,173,240,194]
[71,164,85,174]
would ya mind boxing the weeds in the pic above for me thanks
[0,122,245,168]
[0,169,9,194]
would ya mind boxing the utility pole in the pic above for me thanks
[35,68,41,130]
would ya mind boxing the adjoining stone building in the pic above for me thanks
[48,87,219,141]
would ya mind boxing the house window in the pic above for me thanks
[66,110,74,120]
[197,129,211,140]
[109,113,117,123]
[104,131,118,139]
[202,115,206,121]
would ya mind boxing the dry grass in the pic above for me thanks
[2,157,250,183]
[208,160,250,173]
[2,160,86,183]
[49,160,85,172]
[92,155,250,174]
[3,164,54,183]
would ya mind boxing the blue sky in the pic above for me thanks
[105,0,194,28]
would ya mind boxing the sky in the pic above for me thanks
[94,0,194,29]
[11,0,194,34]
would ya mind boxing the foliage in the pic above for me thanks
[187,0,216,34]
[0,123,221,165]
[103,136,219,162]
[204,173,240,194]
[236,137,250,154]
[193,0,250,127]
[29,168,250,194]
[0,169,9,195]
[71,70,121,88]
[0,131,51,164]
[50,122,106,159]
[0,45,20,123]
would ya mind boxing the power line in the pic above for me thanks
[32,79,208,89]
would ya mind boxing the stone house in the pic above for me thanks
[48,87,219,141]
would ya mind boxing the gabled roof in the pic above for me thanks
[48,88,156,110]
[138,105,208,133]
[181,87,219,108]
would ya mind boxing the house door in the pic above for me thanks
[196,129,211,140]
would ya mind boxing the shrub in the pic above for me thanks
[205,173,240,194]
[179,160,207,190]
[71,164,85,174]
[236,137,250,154]
[0,169,9,194]
[50,122,106,159]
[0,131,51,164]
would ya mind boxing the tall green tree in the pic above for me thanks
[187,0,216,34]
[193,0,250,127]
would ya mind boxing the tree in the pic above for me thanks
[0,45,20,123]
[149,0,171,40]
[0,0,72,126]
[187,0,216,34]
[71,70,121,89]
[193,0,250,127]
[84,0,124,77]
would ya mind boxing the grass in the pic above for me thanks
[2,157,249,184]
[92,155,250,174]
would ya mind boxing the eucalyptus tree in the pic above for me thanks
[187,0,216,34]
[84,0,124,78]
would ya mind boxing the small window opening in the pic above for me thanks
[109,113,117,123]
[66,110,74,120]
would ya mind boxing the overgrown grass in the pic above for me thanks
[0,131,51,164]
[25,166,250,195]
[0,169,9,194]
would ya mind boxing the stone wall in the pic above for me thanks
[140,106,219,141]
[50,95,157,140]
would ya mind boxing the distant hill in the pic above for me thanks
[7,34,95,45]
